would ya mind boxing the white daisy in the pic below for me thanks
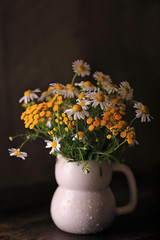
[65,86,80,98]
[50,83,67,97]
[72,131,87,142]
[19,88,41,104]
[76,98,92,110]
[118,81,133,101]
[8,148,27,160]
[46,117,52,128]
[93,72,112,84]
[75,81,97,92]
[45,137,61,154]
[133,102,153,122]
[103,83,118,94]
[72,59,90,77]
[64,104,89,120]
[38,86,54,102]
[89,92,110,110]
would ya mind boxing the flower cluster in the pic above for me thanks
[9,60,153,172]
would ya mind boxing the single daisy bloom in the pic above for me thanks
[50,83,67,96]
[93,72,112,84]
[76,98,92,110]
[45,136,61,154]
[72,131,87,142]
[65,86,80,98]
[38,86,54,102]
[103,83,118,94]
[64,104,89,120]
[72,59,90,77]
[75,81,97,92]
[8,148,27,160]
[118,81,133,101]
[90,92,110,110]
[133,102,153,122]
[19,88,41,104]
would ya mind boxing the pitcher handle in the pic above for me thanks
[112,163,137,215]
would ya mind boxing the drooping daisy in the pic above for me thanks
[72,60,90,77]
[72,131,87,142]
[64,104,89,120]
[38,86,55,102]
[103,83,118,94]
[45,136,61,154]
[8,148,27,160]
[89,92,110,110]
[19,88,41,104]
[46,117,52,128]
[75,81,97,92]
[76,98,92,110]
[50,83,67,96]
[133,102,153,122]
[118,81,133,101]
[65,86,80,98]
[93,72,112,84]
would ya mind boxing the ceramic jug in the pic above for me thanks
[50,154,137,234]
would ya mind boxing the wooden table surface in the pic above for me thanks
[0,176,160,240]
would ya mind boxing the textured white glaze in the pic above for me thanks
[50,154,137,234]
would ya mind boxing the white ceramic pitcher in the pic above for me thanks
[50,154,137,234]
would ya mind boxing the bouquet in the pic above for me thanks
[9,60,153,173]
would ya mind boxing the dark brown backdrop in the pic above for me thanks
[0,0,159,189]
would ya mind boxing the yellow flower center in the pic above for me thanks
[68,87,75,92]
[52,140,57,149]
[123,87,130,94]
[24,90,32,96]
[66,83,72,88]
[56,85,64,90]
[41,91,47,96]
[112,98,118,104]
[141,105,149,114]
[48,86,54,92]
[84,81,92,87]
[77,65,85,72]
[14,150,22,156]
[98,76,105,82]
[78,93,85,100]
[79,102,85,106]
[72,104,82,112]
[95,93,105,102]
[78,131,85,138]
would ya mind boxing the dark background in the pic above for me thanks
[0,0,159,190]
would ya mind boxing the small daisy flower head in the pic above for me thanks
[90,92,110,110]
[76,98,92,110]
[72,131,87,142]
[134,102,153,122]
[93,72,112,84]
[45,136,61,154]
[50,83,67,96]
[103,83,118,94]
[75,81,97,92]
[8,148,27,160]
[119,81,133,101]
[65,86,80,98]
[64,104,89,120]
[72,59,90,77]
[19,88,41,104]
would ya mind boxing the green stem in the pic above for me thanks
[78,148,86,170]
[71,73,78,85]
[76,117,79,140]
[112,139,127,153]
[19,138,29,150]
[129,117,137,126]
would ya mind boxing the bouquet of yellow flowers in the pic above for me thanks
[9,60,152,173]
